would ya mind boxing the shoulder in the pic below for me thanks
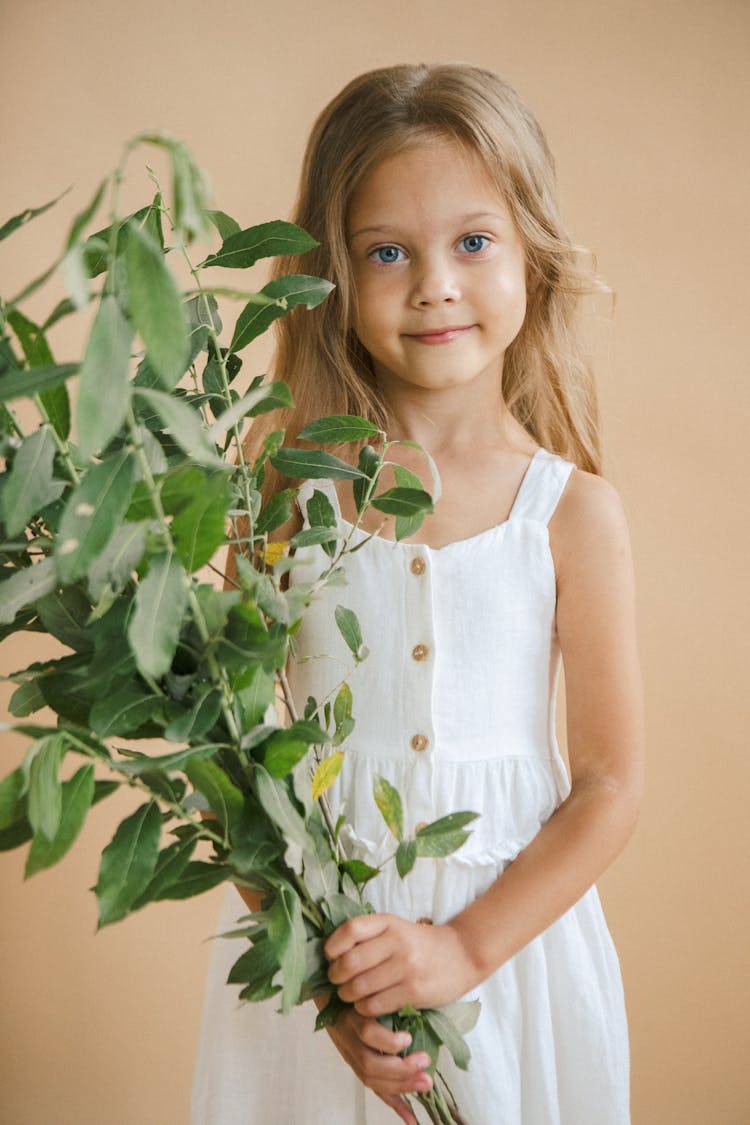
[549,468,633,591]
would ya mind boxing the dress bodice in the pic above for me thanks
[286,448,576,921]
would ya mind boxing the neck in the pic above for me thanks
[374,365,530,457]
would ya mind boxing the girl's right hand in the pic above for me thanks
[317,997,433,1124]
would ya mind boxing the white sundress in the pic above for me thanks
[191,447,631,1125]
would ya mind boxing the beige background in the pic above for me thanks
[1,1,748,1122]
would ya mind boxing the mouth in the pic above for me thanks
[404,325,474,345]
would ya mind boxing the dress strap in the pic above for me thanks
[508,448,576,526]
[296,478,341,526]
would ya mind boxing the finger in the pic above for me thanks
[354,982,414,1019]
[324,913,390,960]
[378,1092,419,1125]
[355,1016,412,1056]
[328,934,395,986]
[338,954,402,1004]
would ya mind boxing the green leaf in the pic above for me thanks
[0,768,25,829]
[371,487,434,517]
[131,834,197,906]
[255,766,310,874]
[353,444,380,512]
[62,242,90,309]
[373,774,404,842]
[90,686,160,738]
[0,363,78,404]
[422,1006,475,1071]
[185,757,243,833]
[408,1016,441,1075]
[334,605,366,661]
[2,426,59,536]
[163,690,222,741]
[36,586,96,651]
[393,465,425,491]
[255,488,295,536]
[95,800,162,926]
[9,679,48,718]
[306,489,337,530]
[41,297,78,333]
[392,465,428,540]
[297,415,380,444]
[113,742,219,776]
[202,220,317,270]
[231,275,334,353]
[0,188,70,243]
[55,451,136,584]
[314,991,348,1031]
[207,381,294,441]
[127,553,188,679]
[87,520,149,602]
[134,387,223,468]
[171,142,211,242]
[267,886,307,1013]
[395,838,418,878]
[205,209,241,241]
[235,665,276,728]
[340,858,379,886]
[25,764,94,876]
[0,558,58,625]
[27,733,66,842]
[415,812,478,858]
[416,812,479,837]
[270,448,365,482]
[124,222,189,389]
[76,295,134,459]
[0,819,33,851]
[332,683,354,746]
[289,526,339,551]
[228,936,280,994]
[311,751,344,801]
[65,179,107,249]
[322,893,369,928]
[263,731,309,779]
[155,860,228,899]
[6,309,71,440]
[171,473,231,572]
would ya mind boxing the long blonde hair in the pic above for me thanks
[249,63,606,494]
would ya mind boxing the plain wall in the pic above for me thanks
[1,1,748,1122]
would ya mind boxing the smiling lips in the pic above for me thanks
[405,325,474,345]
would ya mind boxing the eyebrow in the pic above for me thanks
[348,211,511,240]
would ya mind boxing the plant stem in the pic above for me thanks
[34,398,80,484]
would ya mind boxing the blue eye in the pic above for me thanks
[372,245,404,264]
[461,235,488,253]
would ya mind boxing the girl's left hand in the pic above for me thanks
[324,913,478,1017]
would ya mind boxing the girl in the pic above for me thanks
[191,63,645,1125]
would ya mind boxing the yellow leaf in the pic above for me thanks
[264,540,289,566]
[311,751,345,801]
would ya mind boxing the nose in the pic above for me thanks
[410,252,461,307]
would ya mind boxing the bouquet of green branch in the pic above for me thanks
[0,135,479,1124]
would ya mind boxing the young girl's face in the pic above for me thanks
[346,136,528,399]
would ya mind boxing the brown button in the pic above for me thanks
[410,557,426,575]
[411,733,429,752]
[417,916,433,925]
[411,643,429,661]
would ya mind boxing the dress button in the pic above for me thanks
[411,643,429,661]
[411,733,429,752]
[417,916,433,925]
[410,557,426,575]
